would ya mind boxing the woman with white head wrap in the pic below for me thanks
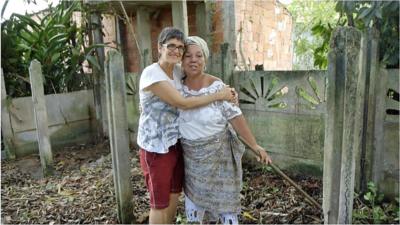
[137,28,235,224]
[179,36,272,224]
[185,36,210,60]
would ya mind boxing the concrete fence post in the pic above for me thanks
[136,7,152,72]
[105,50,134,223]
[90,12,107,139]
[221,43,232,84]
[172,0,188,36]
[1,68,16,159]
[371,68,388,187]
[358,28,381,193]
[29,60,54,176]
[323,27,366,224]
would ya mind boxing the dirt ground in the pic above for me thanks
[1,141,323,224]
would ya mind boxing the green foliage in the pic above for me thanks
[1,1,105,97]
[287,0,338,70]
[175,213,188,224]
[311,21,335,69]
[353,182,400,223]
[261,165,273,173]
[312,0,399,69]
[125,72,138,96]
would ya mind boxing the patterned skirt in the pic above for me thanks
[181,125,246,215]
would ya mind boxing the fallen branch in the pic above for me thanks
[269,163,322,209]
[260,211,288,217]
[238,136,322,210]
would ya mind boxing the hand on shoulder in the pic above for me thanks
[205,73,222,84]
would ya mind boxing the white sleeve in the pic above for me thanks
[213,81,242,120]
[139,66,168,91]
[222,101,242,120]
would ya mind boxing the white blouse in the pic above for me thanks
[137,63,183,153]
[178,80,242,140]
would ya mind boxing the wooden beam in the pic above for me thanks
[29,60,54,176]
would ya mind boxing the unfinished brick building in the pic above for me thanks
[97,0,293,76]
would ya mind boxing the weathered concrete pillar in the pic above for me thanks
[29,60,54,176]
[105,50,134,223]
[220,43,231,84]
[172,0,188,36]
[202,1,215,74]
[221,0,236,85]
[357,29,381,193]
[203,1,236,84]
[323,27,366,224]
[1,68,16,159]
[115,17,123,52]
[222,0,236,46]
[195,2,207,40]
[371,68,388,186]
[337,27,367,224]
[90,12,107,139]
[136,7,152,71]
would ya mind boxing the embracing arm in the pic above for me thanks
[229,115,272,164]
[146,81,234,110]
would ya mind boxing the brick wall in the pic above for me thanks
[121,15,140,73]
[120,5,196,73]
[115,0,292,73]
[150,6,173,62]
[234,0,293,70]
[102,14,118,52]
[209,1,225,53]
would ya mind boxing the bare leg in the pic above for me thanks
[149,207,169,224]
[149,193,181,224]
[167,193,181,223]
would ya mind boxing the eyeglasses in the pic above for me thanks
[162,43,185,53]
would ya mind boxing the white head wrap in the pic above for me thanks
[185,36,210,61]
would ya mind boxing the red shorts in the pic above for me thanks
[139,142,184,209]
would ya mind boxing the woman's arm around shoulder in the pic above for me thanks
[146,80,234,110]
[206,74,239,105]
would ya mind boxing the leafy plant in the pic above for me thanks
[175,212,188,224]
[353,182,399,223]
[287,0,338,70]
[261,165,273,173]
[311,21,335,69]
[1,1,105,97]
[312,0,399,69]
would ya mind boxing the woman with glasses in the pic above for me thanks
[137,27,235,224]
[178,36,272,224]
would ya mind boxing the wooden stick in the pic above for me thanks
[238,136,322,210]
[269,163,322,209]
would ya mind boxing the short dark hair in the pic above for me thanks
[158,27,185,45]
